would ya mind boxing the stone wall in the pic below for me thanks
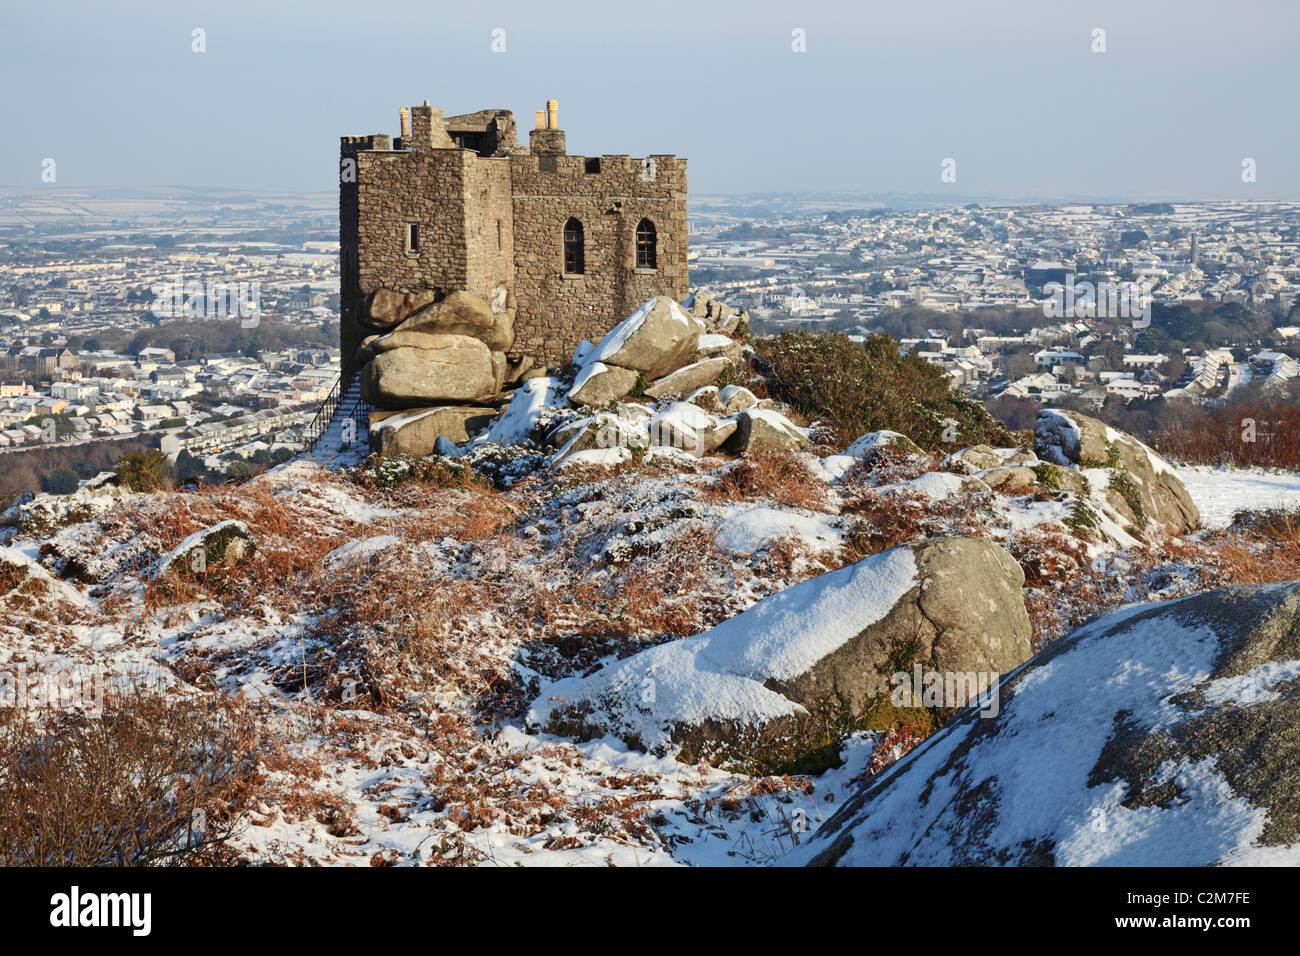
[463,156,515,304]
[339,134,388,372]
[355,148,470,304]
[508,153,688,365]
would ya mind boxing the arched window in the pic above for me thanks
[635,218,657,269]
[563,218,584,275]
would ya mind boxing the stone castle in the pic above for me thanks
[339,100,689,381]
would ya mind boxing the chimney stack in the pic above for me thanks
[399,107,411,138]
[529,101,566,156]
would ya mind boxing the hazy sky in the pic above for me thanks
[2,0,1296,200]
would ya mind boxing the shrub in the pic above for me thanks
[1063,499,1101,537]
[0,558,28,594]
[1107,467,1145,528]
[0,692,260,866]
[1079,441,1145,530]
[1032,462,1064,490]
[707,453,828,510]
[755,331,1019,452]
[45,468,80,495]
[115,450,170,493]
[714,362,742,390]
[1152,399,1300,469]
[347,454,491,492]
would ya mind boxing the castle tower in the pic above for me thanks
[339,100,688,376]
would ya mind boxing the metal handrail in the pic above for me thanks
[302,375,343,450]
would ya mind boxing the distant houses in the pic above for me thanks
[0,339,340,464]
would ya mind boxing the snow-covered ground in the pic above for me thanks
[9,426,1300,866]
[1175,466,1300,528]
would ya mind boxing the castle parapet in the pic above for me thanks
[341,134,391,151]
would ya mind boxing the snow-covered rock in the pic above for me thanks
[791,581,1300,866]
[685,385,721,410]
[529,537,1031,769]
[1035,409,1199,534]
[942,443,1037,474]
[719,385,758,414]
[845,430,925,462]
[572,339,595,369]
[687,290,747,337]
[552,446,634,470]
[713,506,843,556]
[550,412,650,469]
[567,361,641,408]
[0,544,90,610]
[483,375,566,446]
[732,408,809,455]
[693,333,743,366]
[812,455,861,484]
[976,465,1039,494]
[878,471,992,500]
[2,474,131,537]
[546,403,651,449]
[649,402,737,457]
[369,405,496,457]
[156,520,256,577]
[643,357,734,401]
[589,297,700,378]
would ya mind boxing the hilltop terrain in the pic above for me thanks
[4,294,1300,866]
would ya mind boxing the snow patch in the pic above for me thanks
[484,376,565,445]
[714,506,843,556]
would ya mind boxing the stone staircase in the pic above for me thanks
[306,377,372,467]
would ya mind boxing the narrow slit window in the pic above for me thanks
[635,218,657,269]
[406,223,420,254]
[563,218,584,275]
